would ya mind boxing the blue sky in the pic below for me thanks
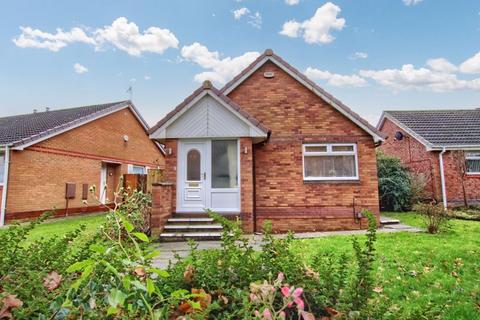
[1,0,480,125]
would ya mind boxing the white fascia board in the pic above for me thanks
[382,113,434,150]
[222,56,383,143]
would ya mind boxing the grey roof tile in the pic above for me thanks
[384,109,480,147]
[0,101,130,147]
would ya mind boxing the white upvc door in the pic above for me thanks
[177,139,240,213]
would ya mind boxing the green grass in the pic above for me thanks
[0,212,107,244]
[291,212,480,319]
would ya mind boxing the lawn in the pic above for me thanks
[292,213,480,319]
[0,212,106,243]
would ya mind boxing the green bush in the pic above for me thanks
[413,203,450,234]
[377,152,412,211]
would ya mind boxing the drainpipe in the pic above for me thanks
[438,147,448,210]
[1,146,10,226]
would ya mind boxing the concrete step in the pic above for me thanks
[167,218,215,223]
[164,224,223,230]
[159,232,222,242]
[380,216,401,225]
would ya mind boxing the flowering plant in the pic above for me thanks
[249,272,315,320]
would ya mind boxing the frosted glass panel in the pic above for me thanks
[187,149,201,181]
[212,140,238,188]
[304,155,356,178]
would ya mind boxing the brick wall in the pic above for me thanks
[151,183,173,235]
[378,118,480,205]
[6,108,164,221]
[227,61,380,232]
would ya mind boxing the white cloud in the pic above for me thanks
[403,0,423,5]
[13,26,95,51]
[13,17,178,56]
[360,64,480,92]
[144,75,151,80]
[459,51,480,74]
[130,78,137,82]
[350,51,368,60]
[233,7,249,20]
[94,17,179,56]
[233,8,262,29]
[305,67,367,87]
[181,42,260,85]
[248,11,262,29]
[285,0,300,5]
[426,58,457,73]
[73,63,88,74]
[280,2,345,44]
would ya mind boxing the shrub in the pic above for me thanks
[409,172,430,204]
[377,152,412,211]
[413,203,450,234]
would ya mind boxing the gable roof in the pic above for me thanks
[378,109,480,150]
[148,80,270,138]
[220,49,385,143]
[0,100,157,150]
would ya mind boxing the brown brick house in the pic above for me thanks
[0,101,164,225]
[377,110,480,208]
[149,49,384,234]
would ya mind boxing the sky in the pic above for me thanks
[1,0,480,126]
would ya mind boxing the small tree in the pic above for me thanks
[377,152,412,211]
[413,203,450,234]
[451,150,469,207]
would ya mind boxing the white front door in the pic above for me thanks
[177,139,240,213]
[179,141,207,210]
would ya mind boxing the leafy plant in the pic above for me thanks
[377,152,412,211]
[413,203,450,234]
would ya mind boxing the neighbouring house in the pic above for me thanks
[0,101,164,225]
[377,109,480,208]
[149,49,384,234]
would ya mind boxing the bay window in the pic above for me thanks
[303,143,359,181]
[466,151,480,174]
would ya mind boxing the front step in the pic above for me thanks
[380,216,401,226]
[159,215,223,242]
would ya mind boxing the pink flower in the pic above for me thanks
[293,287,303,298]
[281,286,290,297]
[250,293,259,302]
[263,308,272,319]
[277,272,285,282]
[254,310,261,317]
[279,311,286,319]
[294,297,305,310]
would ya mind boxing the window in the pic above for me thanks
[212,140,238,188]
[303,143,358,181]
[187,149,201,181]
[130,165,146,175]
[0,151,4,184]
[466,151,480,174]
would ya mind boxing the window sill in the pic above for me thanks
[303,179,360,184]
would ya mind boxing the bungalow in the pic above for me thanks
[149,49,384,235]
[0,101,164,225]
[377,109,480,208]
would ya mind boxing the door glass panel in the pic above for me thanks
[212,140,238,188]
[187,149,201,181]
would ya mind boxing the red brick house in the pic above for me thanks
[377,110,480,208]
[149,49,384,235]
[0,101,164,225]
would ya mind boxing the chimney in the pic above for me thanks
[33,109,37,113]
[45,107,50,112]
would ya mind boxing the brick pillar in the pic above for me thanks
[240,138,254,233]
[151,182,173,236]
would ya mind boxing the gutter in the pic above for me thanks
[1,145,10,226]
[438,147,448,210]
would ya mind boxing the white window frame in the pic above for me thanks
[465,150,480,175]
[0,150,5,186]
[128,164,147,175]
[302,143,359,181]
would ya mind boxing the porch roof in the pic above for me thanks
[149,81,270,141]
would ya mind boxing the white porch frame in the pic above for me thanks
[176,138,241,213]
